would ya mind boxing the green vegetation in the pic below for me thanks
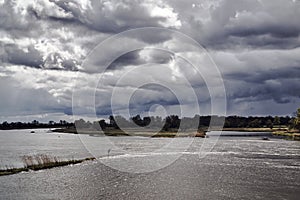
[271,107,300,140]
[272,131,300,141]
[0,120,73,130]
[0,154,95,176]
[2,114,297,132]
[53,108,300,140]
[274,116,281,127]
[75,115,295,131]
[293,108,300,130]
[52,127,206,138]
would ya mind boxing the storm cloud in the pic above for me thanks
[0,0,299,122]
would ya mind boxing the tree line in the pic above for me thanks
[74,113,300,132]
[1,108,299,131]
[0,120,73,130]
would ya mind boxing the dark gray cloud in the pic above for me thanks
[226,66,300,84]
[0,76,67,116]
[1,43,43,68]
[106,51,143,70]
[226,78,300,105]
[171,0,300,50]
[107,49,174,70]
[126,29,174,44]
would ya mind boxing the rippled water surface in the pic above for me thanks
[0,129,299,199]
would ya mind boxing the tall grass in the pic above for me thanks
[0,154,95,176]
[21,154,60,168]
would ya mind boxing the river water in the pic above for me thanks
[0,129,299,199]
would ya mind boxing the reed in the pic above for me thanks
[0,154,95,176]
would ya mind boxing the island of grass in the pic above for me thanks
[0,154,95,176]
[52,127,207,138]
[272,130,300,141]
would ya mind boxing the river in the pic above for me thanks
[0,129,299,199]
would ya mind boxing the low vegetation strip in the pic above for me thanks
[0,154,96,176]
[272,131,300,141]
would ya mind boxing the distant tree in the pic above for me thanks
[294,108,300,130]
[148,116,163,128]
[75,119,89,129]
[143,117,151,127]
[249,119,261,128]
[131,115,142,126]
[92,121,101,130]
[1,121,9,129]
[288,119,295,130]
[32,120,39,125]
[210,115,225,129]
[273,116,281,127]
[180,117,198,132]
[99,120,107,130]
[109,116,117,128]
[162,115,180,131]
[199,116,211,127]
[115,115,130,127]
[281,116,291,126]
[266,119,273,129]
[60,120,67,125]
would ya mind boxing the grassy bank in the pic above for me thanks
[272,130,300,141]
[221,127,287,132]
[52,127,207,138]
[0,154,95,176]
[52,127,285,136]
[223,127,300,141]
[52,128,129,136]
[150,132,206,138]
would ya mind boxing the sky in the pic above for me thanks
[0,0,299,122]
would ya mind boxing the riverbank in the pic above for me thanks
[0,155,96,176]
[221,127,287,132]
[222,127,300,140]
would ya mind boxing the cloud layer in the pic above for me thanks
[0,0,299,121]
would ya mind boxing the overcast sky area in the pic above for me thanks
[0,0,300,122]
